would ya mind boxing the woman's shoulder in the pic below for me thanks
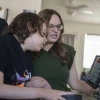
[62,43,76,69]
[62,43,76,59]
[62,43,75,51]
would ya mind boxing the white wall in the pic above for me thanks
[0,0,42,23]
[64,21,100,77]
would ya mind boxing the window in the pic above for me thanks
[83,34,100,68]
[62,34,76,47]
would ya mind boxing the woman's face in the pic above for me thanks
[47,14,62,44]
[24,23,47,52]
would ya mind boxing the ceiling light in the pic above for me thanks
[82,10,93,15]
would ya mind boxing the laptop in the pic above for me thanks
[86,55,100,89]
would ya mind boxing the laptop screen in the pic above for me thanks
[86,55,100,88]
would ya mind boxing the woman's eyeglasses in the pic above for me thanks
[48,24,63,31]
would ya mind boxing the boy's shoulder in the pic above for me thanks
[0,34,11,43]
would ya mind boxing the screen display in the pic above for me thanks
[89,60,100,83]
[86,55,100,88]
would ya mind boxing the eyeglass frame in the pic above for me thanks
[48,24,63,31]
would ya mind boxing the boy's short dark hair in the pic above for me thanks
[8,12,45,43]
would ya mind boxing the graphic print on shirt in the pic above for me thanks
[11,70,31,87]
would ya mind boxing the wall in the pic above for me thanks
[0,0,42,23]
[64,21,100,77]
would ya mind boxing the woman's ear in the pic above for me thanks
[27,21,33,33]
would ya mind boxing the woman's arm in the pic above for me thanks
[68,60,95,94]
[0,71,74,100]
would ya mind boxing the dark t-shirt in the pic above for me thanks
[33,44,76,91]
[0,34,33,86]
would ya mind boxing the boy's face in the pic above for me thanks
[23,23,47,52]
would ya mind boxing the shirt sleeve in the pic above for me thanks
[0,40,8,73]
[68,45,76,70]
[63,43,76,70]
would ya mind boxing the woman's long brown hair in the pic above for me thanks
[38,9,70,65]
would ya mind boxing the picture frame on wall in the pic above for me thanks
[23,9,36,13]
[0,7,8,21]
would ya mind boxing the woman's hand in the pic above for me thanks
[41,89,78,100]
[26,76,51,89]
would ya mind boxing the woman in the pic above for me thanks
[33,9,96,94]
[0,12,70,100]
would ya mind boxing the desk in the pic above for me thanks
[82,95,96,100]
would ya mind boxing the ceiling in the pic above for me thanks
[42,0,100,24]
